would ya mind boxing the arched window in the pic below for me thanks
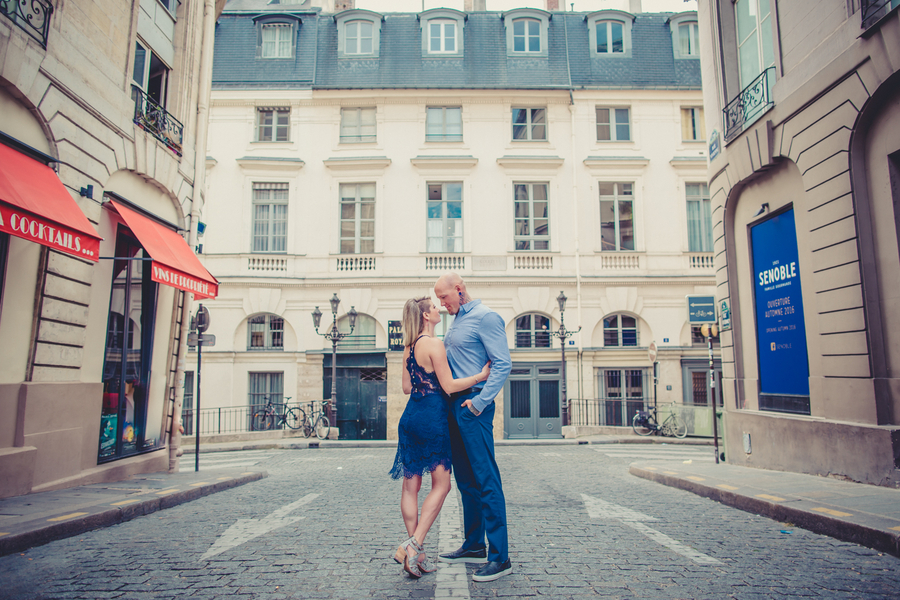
[248,314,284,350]
[516,313,551,349]
[596,20,625,54]
[603,314,638,347]
[587,10,634,58]
[337,313,376,349]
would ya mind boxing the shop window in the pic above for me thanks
[599,182,635,251]
[603,314,638,347]
[99,231,159,462]
[514,183,550,251]
[512,108,547,141]
[426,182,463,253]
[252,183,288,253]
[426,107,462,142]
[248,313,284,350]
[340,183,375,254]
[340,107,376,143]
[596,107,631,141]
[515,313,551,348]
[257,108,290,142]
[249,372,283,411]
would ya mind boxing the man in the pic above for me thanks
[433,273,512,582]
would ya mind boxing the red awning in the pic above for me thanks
[108,201,218,300]
[0,143,102,261]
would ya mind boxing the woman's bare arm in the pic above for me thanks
[401,345,412,395]
[424,338,489,394]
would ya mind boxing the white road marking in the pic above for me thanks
[436,489,471,599]
[200,493,319,560]
[581,493,721,565]
[196,461,269,470]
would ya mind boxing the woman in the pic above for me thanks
[389,296,490,578]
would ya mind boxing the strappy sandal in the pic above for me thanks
[393,535,415,564]
[415,539,437,573]
[403,538,423,579]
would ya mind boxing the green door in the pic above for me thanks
[325,354,387,440]
[504,364,562,439]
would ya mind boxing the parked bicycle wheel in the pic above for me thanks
[284,407,305,430]
[314,415,330,440]
[251,410,274,431]
[670,414,688,439]
[632,412,654,436]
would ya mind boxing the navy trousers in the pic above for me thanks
[447,390,508,563]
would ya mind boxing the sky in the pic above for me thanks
[353,0,698,13]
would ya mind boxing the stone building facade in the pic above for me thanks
[697,0,900,486]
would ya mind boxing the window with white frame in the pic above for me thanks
[248,314,284,351]
[596,107,630,141]
[686,183,713,252]
[428,19,457,53]
[681,107,705,141]
[596,20,625,54]
[427,183,463,253]
[340,107,376,143]
[678,21,699,57]
[249,372,283,409]
[261,23,293,58]
[599,182,634,251]
[340,183,375,254]
[252,183,288,253]
[132,40,169,108]
[257,108,290,142]
[515,314,551,348]
[512,18,541,53]
[345,20,374,55]
[514,183,549,251]
[426,107,462,142]
[512,108,547,141]
[735,0,775,90]
[603,314,638,347]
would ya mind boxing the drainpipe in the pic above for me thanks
[169,0,216,472]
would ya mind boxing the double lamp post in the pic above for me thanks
[312,293,357,415]
[549,291,580,427]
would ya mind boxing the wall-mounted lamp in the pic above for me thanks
[753,202,770,217]
[79,184,93,199]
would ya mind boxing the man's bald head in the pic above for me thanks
[434,272,470,315]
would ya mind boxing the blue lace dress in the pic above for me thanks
[389,337,453,479]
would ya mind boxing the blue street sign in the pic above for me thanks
[687,295,717,324]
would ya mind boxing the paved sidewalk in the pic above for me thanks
[631,460,900,558]
[0,468,265,557]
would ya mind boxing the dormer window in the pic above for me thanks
[667,12,701,59]
[586,11,634,58]
[419,9,466,58]
[253,15,300,60]
[429,20,457,53]
[335,10,383,58]
[503,9,550,58]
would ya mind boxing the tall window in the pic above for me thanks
[686,183,713,252]
[428,20,457,53]
[340,183,375,254]
[514,183,549,251]
[596,368,646,426]
[248,314,284,351]
[512,18,541,52]
[257,108,290,142]
[596,107,630,141]
[340,107,376,143]
[678,22,699,56]
[681,107,705,141]
[182,371,194,436]
[603,314,638,347]
[515,314,550,348]
[596,21,625,54]
[132,40,169,107]
[252,183,288,253]
[345,20,374,55]
[261,23,292,58]
[249,372,283,410]
[599,182,634,251]
[512,108,547,141]
[735,0,775,90]
[426,107,462,141]
[427,183,463,252]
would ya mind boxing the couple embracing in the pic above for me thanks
[388,273,512,582]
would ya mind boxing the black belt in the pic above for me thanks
[449,386,482,400]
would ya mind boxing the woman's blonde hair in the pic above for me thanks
[402,296,432,347]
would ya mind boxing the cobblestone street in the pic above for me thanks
[1,446,897,599]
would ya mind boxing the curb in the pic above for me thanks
[0,471,267,557]
[630,465,900,558]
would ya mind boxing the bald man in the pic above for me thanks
[433,273,512,582]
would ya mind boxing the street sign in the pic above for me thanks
[388,320,403,351]
[687,295,717,324]
[192,305,211,333]
[647,341,658,363]
[187,332,216,347]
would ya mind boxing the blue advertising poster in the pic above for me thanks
[750,209,810,397]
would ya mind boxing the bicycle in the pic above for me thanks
[632,405,688,439]
[251,396,304,432]
[303,400,332,440]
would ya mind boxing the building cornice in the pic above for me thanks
[236,156,305,171]
[496,155,565,170]
[410,155,478,170]
[323,156,392,171]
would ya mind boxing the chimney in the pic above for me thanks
[629,0,642,13]
[546,0,559,10]
[335,0,354,11]
[465,0,486,11]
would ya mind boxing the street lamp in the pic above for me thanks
[312,294,358,422]
[549,291,581,427]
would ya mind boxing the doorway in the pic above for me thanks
[324,353,387,440]
[504,363,562,439]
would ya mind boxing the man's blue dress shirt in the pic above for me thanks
[443,300,512,413]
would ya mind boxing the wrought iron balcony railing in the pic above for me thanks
[132,87,184,156]
[862,0,899,30]
[1,0,53,48]
[723,67,775,144]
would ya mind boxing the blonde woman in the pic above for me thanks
[389,296,490,578]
